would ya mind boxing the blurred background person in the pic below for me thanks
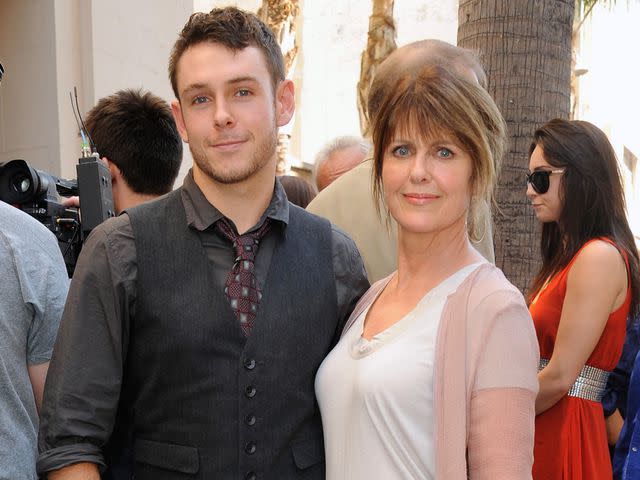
[312,135,369,192]
[613,313,640,479]
[316,66,539,479]
[278,174,318,208]
[0,201,68,479]
[527,119,640,480]
[64,88,183,213]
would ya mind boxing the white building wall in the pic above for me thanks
[0,0,61,175]
[577,2,640,240]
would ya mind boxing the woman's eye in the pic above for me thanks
[392,145,411,157]
[437,147,453,158]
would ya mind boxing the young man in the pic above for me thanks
[64,88,183,213]
[307,39,496,282]
[37,8,368,480]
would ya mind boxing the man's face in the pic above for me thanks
[172,43,294,187]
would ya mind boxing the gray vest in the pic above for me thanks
[122,189,337,479]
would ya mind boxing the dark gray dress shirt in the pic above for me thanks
[37,172,369,472]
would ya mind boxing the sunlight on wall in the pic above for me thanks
[577,1,640,241]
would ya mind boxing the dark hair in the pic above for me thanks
[169,7,285,99]
[366,39,487,136]
[85,88,182,195]
[528,118,640,318]
[278,175,317,208]
[371,65,506,242]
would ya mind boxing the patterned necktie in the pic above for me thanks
[215,218,271,336]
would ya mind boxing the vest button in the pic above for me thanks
[245,442,257,455]
[245,414,256,426]
[245,472,256,480]
[245,385,257,398]
[244,358,256,370]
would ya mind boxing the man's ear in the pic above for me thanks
[171,100,189,143]
[275,79,295,128]
[104,157,122,184]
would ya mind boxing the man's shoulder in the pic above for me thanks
[0,201,61,259]
[289,202,330,230]
[90,212,133,238]
[289,203,358,251]
[82,213,134,255]
[127,189,181,216]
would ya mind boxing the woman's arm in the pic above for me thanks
[468,388,536,480]
[466,287,539,479]
[536,240,627,415]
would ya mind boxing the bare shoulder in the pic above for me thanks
[572,239,626,273]
[568,239,627,293]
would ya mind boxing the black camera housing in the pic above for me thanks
[0,158,115,276]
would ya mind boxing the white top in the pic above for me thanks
[315,263,483,480]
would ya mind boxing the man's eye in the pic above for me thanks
[193,96,208,105]
[437,147,453,158]
[236,89,251,97]
[392,145,411,157]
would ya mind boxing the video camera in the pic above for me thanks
[0,157,115,276]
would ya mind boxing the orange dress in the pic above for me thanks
[531,238,630,480]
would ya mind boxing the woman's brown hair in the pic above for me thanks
[370,65,506,243]
[528,119,640,318]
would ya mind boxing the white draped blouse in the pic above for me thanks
[315,263,484,480]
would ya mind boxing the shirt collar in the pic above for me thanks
[180,169,289,232]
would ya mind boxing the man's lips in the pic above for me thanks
[210,139,247,149]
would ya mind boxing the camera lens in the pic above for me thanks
[12,175,31,194]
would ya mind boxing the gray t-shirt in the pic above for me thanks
[0,201,68,480]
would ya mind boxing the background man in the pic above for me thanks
[0,201,68,479]
[65,88,183,213]
[37,7,368,479]
[313,135,370,191]
[307,39,495,282]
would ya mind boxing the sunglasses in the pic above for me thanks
[525,169,565,194]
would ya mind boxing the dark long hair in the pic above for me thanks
[528,119,639,319]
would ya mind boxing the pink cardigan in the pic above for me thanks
[343,263,539,479]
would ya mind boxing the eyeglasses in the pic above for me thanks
[525,169,565,194]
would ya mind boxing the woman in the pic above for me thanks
[315,66,539,479]
[527,119,640,479]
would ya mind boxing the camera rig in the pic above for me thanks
[0,157,115,276]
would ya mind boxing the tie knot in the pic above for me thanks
[215,218,272,261]
[234,236,259,260]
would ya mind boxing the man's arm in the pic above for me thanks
[27,362,48,413]
[330,225,370,331]
[48,463,100,480]
[37,215,135,476]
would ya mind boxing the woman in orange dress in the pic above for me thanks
[527,119,640,479]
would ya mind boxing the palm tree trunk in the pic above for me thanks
[458,0,575,293]
[258,0,300,173]
[357,0,396,136]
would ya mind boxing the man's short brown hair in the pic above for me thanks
[169,7,285,99]
[85,88,182,195]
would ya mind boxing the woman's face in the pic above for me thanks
[382,127,473,239]
[527,145,564,223]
